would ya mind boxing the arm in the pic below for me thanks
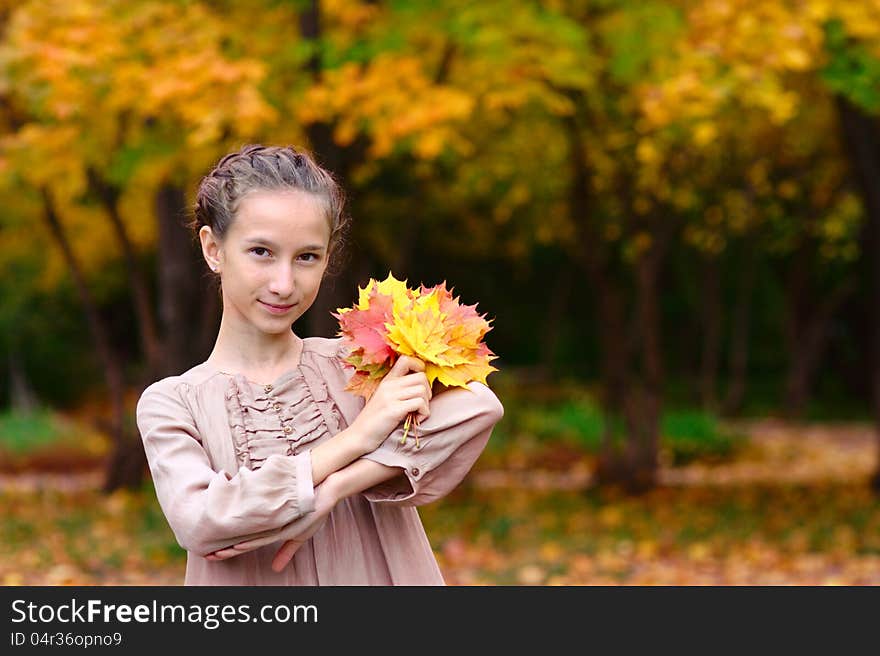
[308,379,503,507]
[136,381,317,557]
[206,458,403,568]
[204,356,434,559]
[307,425,372,487]
[328,458,405,499]
[358,380,504,506]
[307,353,436,487]
[210,383,503,569]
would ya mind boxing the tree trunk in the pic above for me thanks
[835,95,880,491]
[783,278,855,418]
[561,104,626,484]
[588,253,664,493]
[590,272,632,486]
[623,252,663,492]
[156,182,204,375]
[699,255,721,411]
[722,246,757,416]
[40,188,143,491]
[781,243,809,417]
[535,258,575,381]
[298,0,368,338]
[561,98,665,492]
[87,167,164,386]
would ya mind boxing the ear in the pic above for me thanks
[199,226,222,273]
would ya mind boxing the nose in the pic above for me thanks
[267,262,296,301]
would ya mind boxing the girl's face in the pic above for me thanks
[204,188,331,335]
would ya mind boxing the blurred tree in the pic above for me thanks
[825,9,880,484]
[666,0,879,474]
[0,0,279,488]
[1,0,878,497]
[392,0,685,490]
[287,0,481,336]
[0,0,491,489]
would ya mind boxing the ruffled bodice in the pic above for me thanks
[224,354,344,471]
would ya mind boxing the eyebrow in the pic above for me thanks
[243,237,325,251]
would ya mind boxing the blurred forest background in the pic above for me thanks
[3,0,880,585]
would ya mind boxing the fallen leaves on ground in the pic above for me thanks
[0,483,184,586]
[424,482,880,585]
[1,420,879,585]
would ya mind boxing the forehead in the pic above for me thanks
[230,189,330,245]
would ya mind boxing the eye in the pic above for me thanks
[299,253,319,262]
[250,247,270,257]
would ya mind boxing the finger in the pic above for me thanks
[400,373,433,394]
[399,371,431,389]
[233,512,318,552]
[210,548,240,560]
[403,373,432,401]
[402,355,426,372]
[234,531,295,551]
[272,540,302,572]
[418,399,430,423]
[415,370,431,393]
[389,355,425,377]
[386,356,411,379]
[407,398,430,423]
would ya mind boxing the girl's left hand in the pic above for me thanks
[204,479,339,571]
[267,517,326,571]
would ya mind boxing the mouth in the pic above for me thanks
[259,300,295,314]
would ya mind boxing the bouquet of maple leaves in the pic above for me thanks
[332,273,499,447]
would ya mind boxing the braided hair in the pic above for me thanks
[190,144,350,277]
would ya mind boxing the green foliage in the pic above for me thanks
[0,280,105,408]
[106,140,178,187]
[0,407,79,455]
[661,410,742,465]
[492,388,744,465]
[601,1,685,84]
[821,19,880,113]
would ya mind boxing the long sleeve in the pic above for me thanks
[359,380,503,506]
[135,379,316,557]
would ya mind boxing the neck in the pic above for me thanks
[207,312,303,373]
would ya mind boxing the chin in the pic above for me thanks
[262,315,296,331]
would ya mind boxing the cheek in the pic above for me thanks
[228,264,264,296]
[241,259,269,281]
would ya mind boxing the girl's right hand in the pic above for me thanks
[350,355,432,452]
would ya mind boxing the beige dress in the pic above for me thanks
[135,336,504,585]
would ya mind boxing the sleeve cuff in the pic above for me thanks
[360,444,428,503]
[293,450,316,515]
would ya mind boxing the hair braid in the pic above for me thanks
[190,144,351,278]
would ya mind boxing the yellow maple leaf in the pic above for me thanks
[335,272,499,445]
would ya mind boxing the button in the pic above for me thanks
[273,402,282,411]
[264,384,273,393]
[283,426,292,434]
[242,407,249,413]
[411,467,420,477]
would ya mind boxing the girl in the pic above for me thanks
[135,144,504,585]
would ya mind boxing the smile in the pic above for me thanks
[259,301,295,315]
